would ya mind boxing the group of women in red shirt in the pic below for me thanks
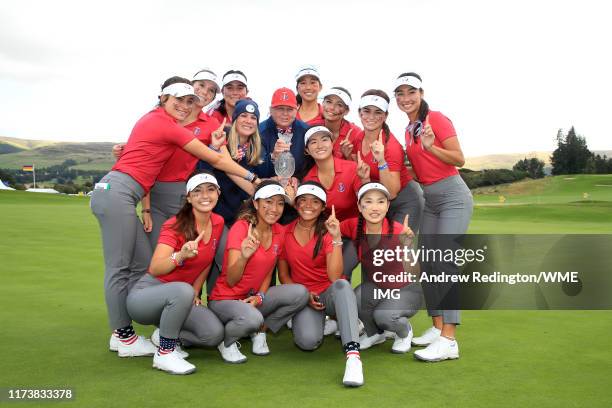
[91,65,473,387]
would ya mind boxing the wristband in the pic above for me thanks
[244,171,255,182]
[378,163,389,171]
[332,240,343,247]
[208,144,220,152]
[171,252,184,267]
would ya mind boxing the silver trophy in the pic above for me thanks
[274,132,295,186]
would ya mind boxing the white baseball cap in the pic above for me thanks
[357,182,390,201]
[186,173,220,194]
[296,183,327,203]
[254,183,291,203]
[304,125,332,145]
[160,83,199,99]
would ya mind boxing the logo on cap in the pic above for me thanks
[246,104,255,113]
[281,92,289,101]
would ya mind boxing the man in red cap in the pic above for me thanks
[256,87,309,181]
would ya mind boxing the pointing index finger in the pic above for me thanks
[194,228,207,244]
[378,129,383,143]
[403,214,410,228]
[331,205,336,218]
[218,118,227,132]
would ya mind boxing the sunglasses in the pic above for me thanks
[407,121,423,145]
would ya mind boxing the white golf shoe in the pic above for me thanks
[151,328,189,359]
[413,336,459,362]
[411,326,441,346]
[218,341,247,364]
[109,333,119,352]
[324,318,338,336]
[391,325,414,354]
[342,355,364,387]
[383,330,395,340]
[286,318,293,330]
[251,332,270,356]
[153,350,196,375]
[358,332,386,350]
[117,335,156,357]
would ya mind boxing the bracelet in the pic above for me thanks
[256,291,265,305]
[170,252,184,267]
[378,163,389,171]
[141,209,151,213]
[332,240,343,247]
[244,170,255,182]
[208,144,220,152]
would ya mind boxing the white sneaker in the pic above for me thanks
[324,318,338,336]
[342,355,364,387]
[383,330,395,340]
[153,350,196,375]
[117,335,156,357]
[251,332,270,356]
[358,332,386,350]
[109,333,119,352]
[151,328,189,359]
[391,325,414,354]
[335,319,365,338]
[218,342,247,364]
[412,326,441,346]
[413,336,459,362]
[286,318,293,330]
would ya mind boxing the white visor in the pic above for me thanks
[393,76,422,92]
[222,73,248,88]
[357,182,390,201]
[193,70,220,93]
[304,126,332,145]
[295,65,321,81]
[186,173,220,193]
[254,184,291,203]
[321,88,351,108]
[359,95,389,112]
[160,83,199,99]
[296,184,327,203]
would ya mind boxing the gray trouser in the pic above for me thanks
[148,181,186,249]
[342,238,360,281]
[209,284,309,346]
[388,179,425,235]
[355,282,422,337]
[126,274,224,346]
[90,171,152,330]
[421,175,473,325]
[206,226,229,296]
[292,279,360,351]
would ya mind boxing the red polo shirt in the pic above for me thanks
[352,130,412,189]
[297,103,324,125]
[112,107,195,193]
[404,111,459,185]
[154,213,224,284]
[210,108,232,125]
[279,220,335,295]
[156,112,221,182]
[302,157,362,222]
[209,220,285,300]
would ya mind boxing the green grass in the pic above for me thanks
[1,175,612,407]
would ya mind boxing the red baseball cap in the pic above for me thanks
[271,87,297,108]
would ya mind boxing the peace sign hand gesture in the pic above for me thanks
[211,119,227,149]
[180,228,208,260]
[325,205,341,240]
[370,129,386,163]
[339,128,354,160]
[421,114,435,151]
[240,223,260,259]
[356,151,371,182]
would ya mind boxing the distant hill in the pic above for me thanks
[464,150,612,171]
[0,136,116,171]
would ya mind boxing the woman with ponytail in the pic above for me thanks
[278,181,363,387]
[394,72,472,362]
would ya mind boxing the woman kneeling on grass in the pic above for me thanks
[126,172,226,375]
[208,180,309,363]
[278,181,363,387]
[342,183,422,354]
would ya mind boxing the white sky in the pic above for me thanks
[0,0,610,156]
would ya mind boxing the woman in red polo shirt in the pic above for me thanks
[92,76,258,358]
[208,181,309,363]
[351,89,424,233]
[210,70,249,124]
[295,65,324,124]
[340,182,421,355]
[278,181,363,387]
[394,72,473,362]
[309,87,361,159]
[126,172,225,375]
